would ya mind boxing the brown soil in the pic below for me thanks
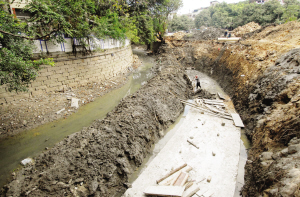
[0,50,192,196]
[164,21,300,196]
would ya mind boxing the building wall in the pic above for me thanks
[0,46,133,105]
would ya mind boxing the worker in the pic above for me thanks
[156,32,163,42]
[224,29,228,37]
[228,32,231,38]
[195,75,201,90]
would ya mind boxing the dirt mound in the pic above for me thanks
[232,22,261,37]
[183,27,224,41]
[0,53,192,196]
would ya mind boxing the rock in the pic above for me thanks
[71,98,80,109]
[288,137,300,146]
[212,152,216,156]
[217,133,220,136]
[269,188,278,195]
[280,183,298,196]
[221,123,225,126]
[75,178,84,183]
[261,160,273,167]
[272,152,281,160]
[89,179,98,195]
[288,144,300,154]
[260,152,273,161]
[207,176,212,182]
[21,158,34,166]
[280,148,289,157]
[22,120,27,125]
[190,136,194,139]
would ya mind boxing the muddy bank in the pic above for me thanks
[0,50,191,196]
[0,54,141,140]
[165,21,300,196]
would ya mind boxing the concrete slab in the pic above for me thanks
[123,105,241,197]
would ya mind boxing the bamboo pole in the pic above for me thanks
[156,163,187,184]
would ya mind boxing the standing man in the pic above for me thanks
[195,75,201,90]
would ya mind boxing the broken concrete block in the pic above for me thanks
[21,158,34,166]
[71,98,80,109]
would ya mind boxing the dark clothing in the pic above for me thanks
[195,78,201,89]
[224,31,228,37]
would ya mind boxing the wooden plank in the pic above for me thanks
[231,113,245,127]
[203,99,224,103]
[185,186,200,197]
[218,92,225,100]
[173,172,189,186]
[156,163,187,184]
[144,186,185,196]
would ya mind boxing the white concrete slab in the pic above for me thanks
[123,106,241,197]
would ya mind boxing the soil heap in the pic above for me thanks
[0,51,192,196]
[164,21,300,196]
[232,22,261,37]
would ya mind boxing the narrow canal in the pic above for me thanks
[0,49,155,188]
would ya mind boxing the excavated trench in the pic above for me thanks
[165,35,300,196]
[1,23,300,196]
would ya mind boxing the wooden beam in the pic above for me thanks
[231,113,245,127]
[173,172,189,186]
[156,163,187,184]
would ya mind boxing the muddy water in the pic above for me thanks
[0,49,154,188]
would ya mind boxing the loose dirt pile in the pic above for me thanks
[165,21,300,196]
[232,22,261,37]
[0,48,192,196]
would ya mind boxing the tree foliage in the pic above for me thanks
[193,0,300,29]
[168,15,195,32]
[0,0,182,92]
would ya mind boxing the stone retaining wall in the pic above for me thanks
[0,46,133,105]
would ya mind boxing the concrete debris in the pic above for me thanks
[21,158,34,166]
[71,98,80,109]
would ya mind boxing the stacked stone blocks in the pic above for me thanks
[0,46,133,104]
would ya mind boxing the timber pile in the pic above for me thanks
[144,164,202,197]
[232,22,261,37]
[179,99,232,120]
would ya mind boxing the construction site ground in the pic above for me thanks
[1,21,300,197]
[124,70,242,197]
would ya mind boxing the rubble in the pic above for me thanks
[231,22,261,37]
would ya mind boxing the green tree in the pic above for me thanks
[168,15,194,32]
[195,9,212,28]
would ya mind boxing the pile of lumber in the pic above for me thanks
[179,98,232,120]
[144,164,202,197]
[232,22,261,37]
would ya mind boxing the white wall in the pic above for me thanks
[32,37,131,54]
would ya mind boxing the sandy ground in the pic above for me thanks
[123,70,242,197]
